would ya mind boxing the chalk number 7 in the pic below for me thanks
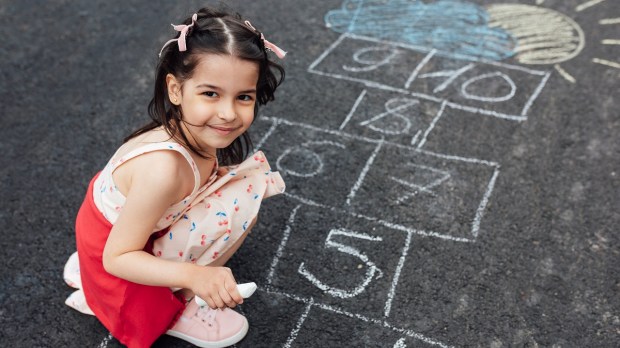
[297,229,383,298]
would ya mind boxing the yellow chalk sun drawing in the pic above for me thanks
[486,0,619,83]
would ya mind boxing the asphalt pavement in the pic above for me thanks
[1,0,618,347]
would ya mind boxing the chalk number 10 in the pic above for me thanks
[297,229,384,298]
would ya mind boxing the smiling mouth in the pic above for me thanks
[208,125,239,134]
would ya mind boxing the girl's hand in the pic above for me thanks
[190,266,244,309]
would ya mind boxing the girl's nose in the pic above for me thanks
[217,101,237,122]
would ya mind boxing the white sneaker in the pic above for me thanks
[65,289,94,316]
[63,251,82,289]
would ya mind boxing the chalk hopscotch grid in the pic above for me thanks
[253,21,554,347]
[307,32,552,121]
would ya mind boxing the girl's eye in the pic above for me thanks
[238,95,253,101]
[203,91,218,97]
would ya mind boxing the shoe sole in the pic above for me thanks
[63,251,82,289]
[165,317,249,348]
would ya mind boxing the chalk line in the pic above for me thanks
[390,176,437,198]
[98,333,113,348]
[266,205,302,285]
[521,71,551,117]
[554,64,576,84]
[262,286,453,347]
[410,130,422,146]
[346,32,548,76]
[576,0,607,12]
[404,49,436,89]
[283,298,314,348]
[445,101,527,122]
[298,229,384,299]
[359,98,418,135]
[346,140,384,205]
[255,117,279,150]
[307,33,348,72]
[282,192,474,243]
[471,167,500,238]
[384,230,413,318]
[416,100,447,149]
[426,63,475,94]
[460,72,517,103]
[593,58,620,69]
[599,18,620,25]
[340,89,367,130]
[345,32,488,63]
[415,147,499,167]
[264,114,500,167]
[313,68,544,120]
[309,68,415,96]
[602,39,620,45]
[394,337,407,348]
[344,46,400,72]
[276,146,324,178]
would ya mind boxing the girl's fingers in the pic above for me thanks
[204,296,217,310]
[211,294,226,309]
[218,287,237,308]
[226,281,243,304]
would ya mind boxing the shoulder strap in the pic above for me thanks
[110,142,201,195]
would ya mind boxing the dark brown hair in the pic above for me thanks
[125,6,285,165]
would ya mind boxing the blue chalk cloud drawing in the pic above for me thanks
[324,0,516,61]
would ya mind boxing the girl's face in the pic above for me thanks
[167,54,259,155]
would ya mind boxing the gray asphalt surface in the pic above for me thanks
[1,0,619,347]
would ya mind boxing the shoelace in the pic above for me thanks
[195,305,217,327]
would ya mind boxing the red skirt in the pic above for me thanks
[75,173,185,348]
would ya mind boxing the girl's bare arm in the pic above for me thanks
[101,151,243,308]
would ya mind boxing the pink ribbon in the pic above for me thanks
[158,13,198,57]
[244,21,287,59]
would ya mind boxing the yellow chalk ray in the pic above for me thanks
[576,0,608,13]
[599,18,620,25]
[593,58,620,69]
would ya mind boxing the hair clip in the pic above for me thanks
[158,13,198,57]
[244,21,287,59]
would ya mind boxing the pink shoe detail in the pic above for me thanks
[166,300,248,347]
[63,251,82,289]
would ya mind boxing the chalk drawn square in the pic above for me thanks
[309,34,550,120]
[405,53,551,120]
[255,118,380,208]
[235,290,311,348]
[339,89,443,146]
[308,33,426,93]
[267,204,410,320]
[289,306,447,348]
[347,144,498,241]
[415,104,524,162]
[388,235,483,343]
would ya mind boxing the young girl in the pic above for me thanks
[62,6,286,348]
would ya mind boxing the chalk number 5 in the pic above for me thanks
[298,229,383,298]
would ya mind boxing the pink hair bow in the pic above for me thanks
[244,21,287,59]
[158,13,198,57]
